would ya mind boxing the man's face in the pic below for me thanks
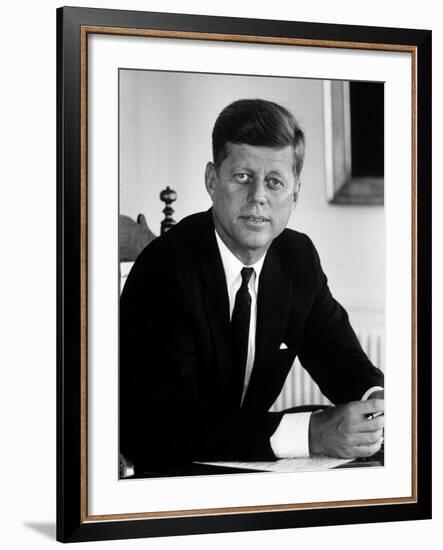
[205,143,300,264]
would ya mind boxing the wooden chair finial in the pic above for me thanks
[160,186,177,234]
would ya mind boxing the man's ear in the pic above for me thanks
[293,179,302,205]
[205,162,218,199]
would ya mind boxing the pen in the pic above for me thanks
[366,411,384,420]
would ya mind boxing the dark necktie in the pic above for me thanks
[229,267,254,407]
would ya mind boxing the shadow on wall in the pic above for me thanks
[23,522,56,540]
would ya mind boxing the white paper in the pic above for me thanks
[197,457,354,473]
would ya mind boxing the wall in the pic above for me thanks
[120,70,384,331]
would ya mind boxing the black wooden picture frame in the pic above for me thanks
[57,6,432,543]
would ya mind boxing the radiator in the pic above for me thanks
[270,329,385,411]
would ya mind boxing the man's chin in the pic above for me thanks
[237,236,270,254]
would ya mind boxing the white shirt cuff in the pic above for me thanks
[270,412,312,458]
[361,386,384,401]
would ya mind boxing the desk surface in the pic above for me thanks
[128,446,384,479]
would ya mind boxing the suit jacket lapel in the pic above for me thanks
[199,216,232,389]
[245,246,293,402]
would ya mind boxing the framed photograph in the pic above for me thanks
[57,6,431,543]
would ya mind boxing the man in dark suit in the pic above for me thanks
[120,99,384,473]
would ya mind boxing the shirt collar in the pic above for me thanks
[214,230,266,292]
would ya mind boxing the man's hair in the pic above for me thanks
[212,98,305,177]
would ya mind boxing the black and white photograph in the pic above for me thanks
[118,69,385,479]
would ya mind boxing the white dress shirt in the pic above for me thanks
[215,231,265,405]
[215,230,383,458]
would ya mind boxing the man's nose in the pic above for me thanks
[247,178,267,204]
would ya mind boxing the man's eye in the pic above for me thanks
[233,173,250,183]
[267,177,284,189]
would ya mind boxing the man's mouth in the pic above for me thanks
[240,215,270,223]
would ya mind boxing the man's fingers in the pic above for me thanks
[341,400,384,431]
[352,438,384,458]
[342,399,384,419]
[358,398,384,416]
[347,429,384,446]
[355,415,385,432]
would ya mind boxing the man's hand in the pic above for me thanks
[309,399,384,458]
[370,390,384,401]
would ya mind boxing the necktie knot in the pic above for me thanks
[240,267,254,287]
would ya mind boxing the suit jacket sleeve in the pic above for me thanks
[296,235,384,404]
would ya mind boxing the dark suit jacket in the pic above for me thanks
[120,210,383,471]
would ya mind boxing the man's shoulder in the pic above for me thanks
[273,227,316,255]
[270,228,320,275]
[160,210,210,243]
[136,210,212,265]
